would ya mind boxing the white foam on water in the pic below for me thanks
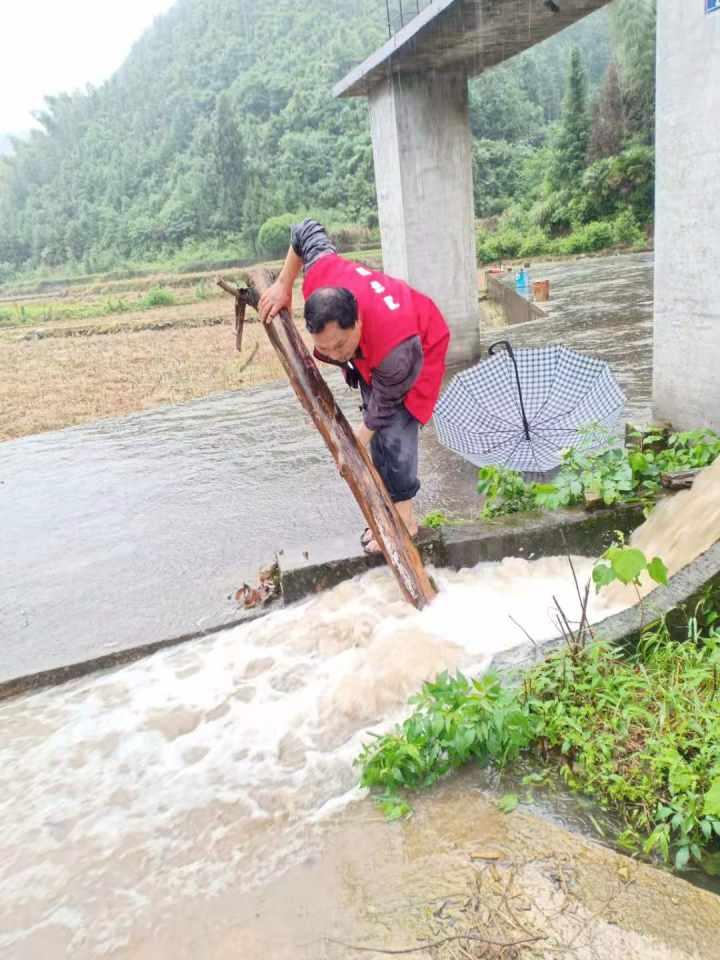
[1,554,623,956]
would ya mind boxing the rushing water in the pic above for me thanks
[1,553,627,957]
[599,456,720,609]
[3,455,720,955]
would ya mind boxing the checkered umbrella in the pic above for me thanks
[433,341,626,473]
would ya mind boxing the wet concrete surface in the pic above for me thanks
[1,252,653,684]
[103,772,720,959]
[482,252,654,425]
[0,373,476,685]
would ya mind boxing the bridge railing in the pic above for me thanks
[383,0,434,37]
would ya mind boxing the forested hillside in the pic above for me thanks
[0,0,656,280]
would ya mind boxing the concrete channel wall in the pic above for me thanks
[279,503,645,604]
[7,501,718,702]
[1,503,644,701]
[492,540,720,674]
[486,273,547,327]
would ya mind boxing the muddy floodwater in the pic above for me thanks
[3,251,720,958]
[1,253,653,683]
[2,554,633,957]
[3,557,719,960]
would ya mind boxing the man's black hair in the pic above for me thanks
[304,286,357,334]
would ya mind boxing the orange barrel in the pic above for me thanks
[533,279,550,302]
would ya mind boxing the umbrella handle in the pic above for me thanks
[488,340,531,442]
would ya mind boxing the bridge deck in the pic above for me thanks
[334,0,608,97]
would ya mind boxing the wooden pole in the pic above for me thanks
[218,270,437,610]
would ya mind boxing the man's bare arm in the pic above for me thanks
[258,246,303,323]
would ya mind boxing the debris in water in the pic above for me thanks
[235,564,279,608]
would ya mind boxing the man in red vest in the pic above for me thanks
[259,219,450,555]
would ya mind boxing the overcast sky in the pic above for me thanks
[0,0,177,132]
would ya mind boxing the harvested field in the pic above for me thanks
[0,251,384,441]
[0,307,313,441]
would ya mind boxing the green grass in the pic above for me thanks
[0,288,186,328]
[358,580,720,874]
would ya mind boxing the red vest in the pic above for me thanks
[303,253,450,425]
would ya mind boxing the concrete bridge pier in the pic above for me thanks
[368,69,481,362]
[336,0,609,365]
[652,0,720,431]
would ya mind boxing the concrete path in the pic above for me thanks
[483,252,654,425]
[143,771,720,959]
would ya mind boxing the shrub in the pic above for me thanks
[476,227,524,262]
[611,209,645,247]
[518,227,551,259]
[142,287,176,308]
[581,144,655,225]
[329,224,377,252]
[549,220,614,256]
[256,213,296,259]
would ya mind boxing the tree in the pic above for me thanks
[469,68,544,143]
[609,0,656,142]
[0,0,646,276]
[588,62,626,161]
[472,140,535,218]
[211,92,248,228]
[549,47,590,190]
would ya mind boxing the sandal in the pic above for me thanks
[362,535,383,556]
[361,526,423,556]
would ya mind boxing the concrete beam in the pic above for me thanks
[335,0,610,99]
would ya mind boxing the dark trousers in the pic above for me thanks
[360,381,420,502]
[370,407,421,502]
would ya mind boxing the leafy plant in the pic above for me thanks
[423,511,450,529]
[357,671,536,815]
[497,793,520,814]
[477,466,539,518]
[629,429,720,498]
[592,540,668,593]
[478,430,720,520]
[536,443,635,509]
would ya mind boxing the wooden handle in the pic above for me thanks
[219,269,436,609]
